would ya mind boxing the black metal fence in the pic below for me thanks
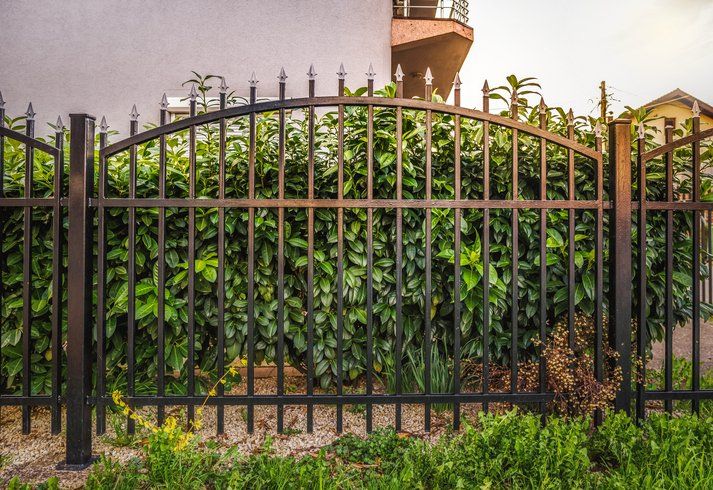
[0,66,711,468]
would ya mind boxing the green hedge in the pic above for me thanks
[1,76,711,395]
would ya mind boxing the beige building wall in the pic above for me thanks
[645,102,713,143]
[0,0,392,134]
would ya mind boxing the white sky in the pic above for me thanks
[458,0,713,116]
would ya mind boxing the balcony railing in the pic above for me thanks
[393,0,469,24]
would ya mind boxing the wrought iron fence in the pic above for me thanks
[0,64,711,469]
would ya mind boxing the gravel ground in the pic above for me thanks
[0,377,484,489]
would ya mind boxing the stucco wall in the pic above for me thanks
[646,102,713,144]
[0,0,392,134]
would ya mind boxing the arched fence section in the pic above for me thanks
[77,67,611,465]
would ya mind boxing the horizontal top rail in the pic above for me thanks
[0,126,60,157]
[641,126,713,162]
[100,96,602,161]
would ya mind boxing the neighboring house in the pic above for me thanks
[639,89,713,142]
[0,0,472,134]
[392,0,473,98]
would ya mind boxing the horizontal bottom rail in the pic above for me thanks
[90,392,556,406]
[644,390,713,401]
[0,396,55,406]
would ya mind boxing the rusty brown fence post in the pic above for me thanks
[608,118,633,414]
[63,113,96,467]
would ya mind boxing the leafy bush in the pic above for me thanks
[1,74,711,395]
[329,427,412,467]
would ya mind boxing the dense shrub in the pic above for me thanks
[1,74,711,395]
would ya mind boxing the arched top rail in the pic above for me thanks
[642,127,713,162]
[101,96,602,161]
[0,126,60,157]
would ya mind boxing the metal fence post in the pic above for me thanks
[608,118,632,414]
[63,113,95,468]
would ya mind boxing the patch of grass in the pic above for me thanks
[589,411,713,488]
[6,476,59,490]
[646,356,713,417]
[382,341,455,414]
[0,453,10,470]
[83,410,713,489]
[101,413,143,448]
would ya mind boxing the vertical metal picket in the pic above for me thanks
[22,104,35,434]
[636,123,647,421]
[51,118,64,435]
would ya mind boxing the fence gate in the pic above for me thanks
[0,67,711,468]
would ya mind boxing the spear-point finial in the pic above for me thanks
[337,63,347,80]
[278,67,288,83]
[130,104,139,121]
[539,97,547,114]
[160,93,169,110]
[424,67,433,85]
[189,84,198,101]
[0,90,5,109]
[248,72,259,87]
[366,63,376,80]
[566,108,574,126]
[595,120,602,138]
[482,79,490,95]
[453,72,462,89]
[55,115,64,132]
[637,122,645,140]
[692,99,701,117]
[220,76,229,93]
[99,116,109,133]
[25,102,35,120]
[394,64,404,82]
[307,63,317,80]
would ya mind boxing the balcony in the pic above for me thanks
[393,0,469,24]
[391,1,473,99]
